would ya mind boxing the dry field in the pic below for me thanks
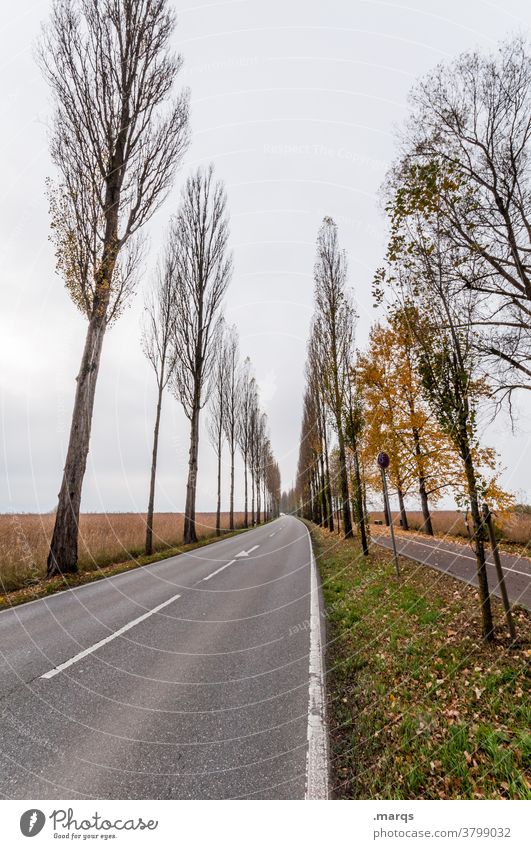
[369,509,531,547]
[0,512,245,592]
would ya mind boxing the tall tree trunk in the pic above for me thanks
[397,484,409,531]
[329,314,352,537]
[337,424,353,538]
[45,54,132,576]
[243,452,248,528]
[251,469,255,525]
[361,459,370,540]
[229,443,235,530]
[461,442,494,641]
[215,429,222,537]
[319,451,328,529]
[47,313,106,576]
[316,404,328,529]
[322,412,334,532]
[313,469,321,525]
[183,403,200,544]
[145,381,164,555]
[304,485,310,521]
[419,479,434,536]
[412,427,434,536]
[256,476,261,524]
[352,443,369,555]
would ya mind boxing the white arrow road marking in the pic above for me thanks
[41,592,182,679]
[235,545,260,558]
[202,560,236,582]
[202,545,260,582]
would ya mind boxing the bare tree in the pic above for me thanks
[313,217,354,539]
[305,373,326,526]
[266,455,281,518]
[379,172,496,640]
[170,166,232,544]
[207,321,229,537]
[39,0,189,575]
[222,326,242,530]
[236,358,255,527]
[402,37,531,400]
[307,323,334,531]
[262,434,275,522]
[141,244,178,555]
[344,363,370,555]
[296,387,323,524]
[254,411,268,524]
[248,384,260,525]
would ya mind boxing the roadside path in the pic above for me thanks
[373,530,531,610]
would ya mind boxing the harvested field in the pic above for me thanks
[0,512,245,592]
[370,510,531,547]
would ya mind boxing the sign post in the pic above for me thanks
[377,452,400,578]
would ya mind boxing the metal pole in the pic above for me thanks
[482,503,517,641]
[381,467,400,578]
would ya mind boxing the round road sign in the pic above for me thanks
[377,451,390,469]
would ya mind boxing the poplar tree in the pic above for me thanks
[41,0,189,575]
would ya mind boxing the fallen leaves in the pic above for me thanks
[314,525,530,801]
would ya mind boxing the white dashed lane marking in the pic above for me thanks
[41,592,182,679]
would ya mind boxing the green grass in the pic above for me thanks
[310,523,531,800]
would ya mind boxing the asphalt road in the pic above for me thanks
[374,530,531,610]
[0,516,327,800]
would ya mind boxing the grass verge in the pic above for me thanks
[309,523,531,800]
[0,527,249,611]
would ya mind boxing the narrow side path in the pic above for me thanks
[373,530,531,610]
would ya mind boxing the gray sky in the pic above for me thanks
[1,0,531,515]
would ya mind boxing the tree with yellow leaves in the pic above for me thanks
[357,316,463,535]
[375,155,516,639]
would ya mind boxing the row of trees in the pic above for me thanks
[294,34,530,642]
[143,186,281,553]
[294,217,369,556]
[371,36,530,640]
[42,0,279,575]
[207,341,281,538]
[295,214,511,641]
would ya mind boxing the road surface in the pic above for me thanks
[0,516,328,800]
[373,530,531,610]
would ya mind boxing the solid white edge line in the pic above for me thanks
[303,523,329,800]
[41,592,182,679]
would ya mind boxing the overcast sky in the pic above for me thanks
[1,0,531,515]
